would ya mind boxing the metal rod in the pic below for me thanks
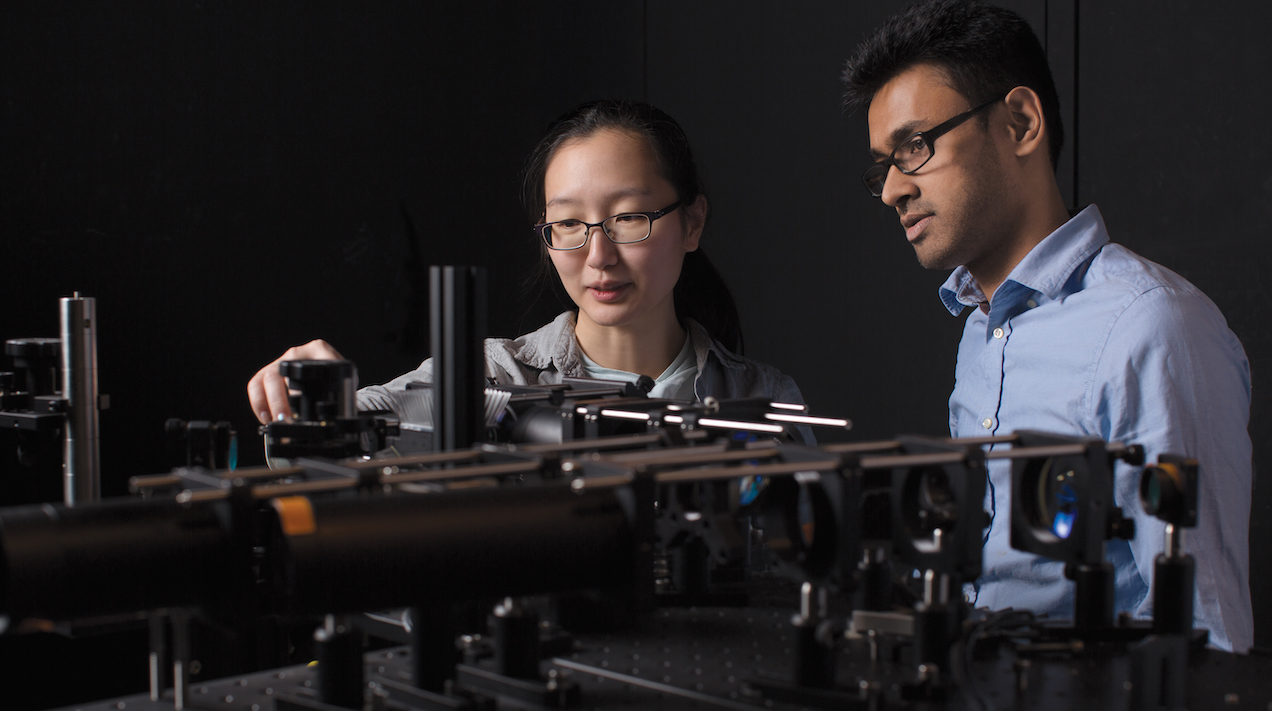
[569,473,635,490]
[551,658,759,711]
[603,444,750,466]
[133,464,302,492]
[379,459,540,485]
[175,458,544,502]
[599,408,652,421]
[516,432,665,454]
[951,434,1133,458]
[860,451,967,469]
[60,294,100,505]
[365,449,484,469]
[171,608,191,711]
[984,443,1090,460]
[251,478,357,498]
[946,434,1019,446]
[1164,523,1183,559]
[922,570,950,606]
[696,417,785,434]
[764,412,852,428]
[148,612,167,702]
[654,459,842,483]
[822,440,902,454]
[431,266,487,452]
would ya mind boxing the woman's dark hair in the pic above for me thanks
[842,0,1064,169]
[520,99,745,354]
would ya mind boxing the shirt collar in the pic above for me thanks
[938,205,1109,315]
[510,311,744,377]
[511,311,584,375]
[686,318,747,372]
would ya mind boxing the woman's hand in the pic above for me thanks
[247,339,346,424]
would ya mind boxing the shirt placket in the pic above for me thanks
[978,318,1011,435]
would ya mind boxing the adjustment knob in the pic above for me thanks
[280,360,357,422]
[5,337,62,395]
[5,337,61,359]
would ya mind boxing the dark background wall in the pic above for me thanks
[2,1,1268,649]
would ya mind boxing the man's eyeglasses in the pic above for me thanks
[862,96,1002,197]
[534,201,682,251]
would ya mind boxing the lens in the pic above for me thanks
[893,134,931,172]
[1034,461,1078,540]
[547,223,586,249]
[603,213,651,243]
[1051,487,1077,538]
[738,475,765,506]
[1052,510,1074,538]
[902,466,959,553]
[1140,463,1181,519]
[1142,472,1162,514]
[862,164,888,196]
[918,469,956,522]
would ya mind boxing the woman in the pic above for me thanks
[249,100,809,439]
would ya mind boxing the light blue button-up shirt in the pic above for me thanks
[941,205,1253,652]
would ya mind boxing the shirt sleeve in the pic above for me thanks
[1090,285,1253,652]
[356,357,436,413]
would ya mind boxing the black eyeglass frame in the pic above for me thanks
[862,96,1002,197]
[533,201,682,251]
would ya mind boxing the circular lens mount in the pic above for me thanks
[1020,456,1081,541]
[1140,462,1182,520]
[902,466,959,552]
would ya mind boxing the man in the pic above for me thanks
[843,0,1252,652]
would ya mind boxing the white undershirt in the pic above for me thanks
[579,335,698,401]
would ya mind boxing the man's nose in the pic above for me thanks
[880,165,917,207]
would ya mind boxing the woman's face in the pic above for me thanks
[543,129,704,334]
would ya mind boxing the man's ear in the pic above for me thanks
[684,194,708,252]
[1003,85,1047,160]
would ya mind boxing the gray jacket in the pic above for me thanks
[358,311,812,442]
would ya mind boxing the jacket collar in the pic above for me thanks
[511,311,743,377]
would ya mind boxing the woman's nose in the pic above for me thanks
[584,225,618,268]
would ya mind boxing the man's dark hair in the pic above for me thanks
[843,0,1064,167]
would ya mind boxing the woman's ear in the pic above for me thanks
[684,194,708,252]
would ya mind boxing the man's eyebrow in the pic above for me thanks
[869,120,925,160]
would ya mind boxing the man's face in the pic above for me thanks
[867,63,1014,273]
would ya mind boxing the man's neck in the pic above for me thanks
[970,185,1072,305]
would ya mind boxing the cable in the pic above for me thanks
[954,609,1042,711]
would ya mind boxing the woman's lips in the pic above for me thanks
[905,215,933,242]
[588,283,630,302]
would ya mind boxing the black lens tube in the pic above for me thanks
[0,498,235,621]
[273,483,636,614]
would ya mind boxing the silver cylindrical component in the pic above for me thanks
[60,294,100,505]
[923,569,950,606]
[1164,523,1184,558]
[340,366,357,419]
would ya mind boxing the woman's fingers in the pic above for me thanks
[247,340,346,424]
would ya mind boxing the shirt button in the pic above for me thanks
[981,418,993,429]
[1026,299,1038,308]
[993,327,1004,339]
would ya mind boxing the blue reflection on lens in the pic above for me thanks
[739,475,764,506]
[1051,482,1077,538]
[1052,510,1074,538]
